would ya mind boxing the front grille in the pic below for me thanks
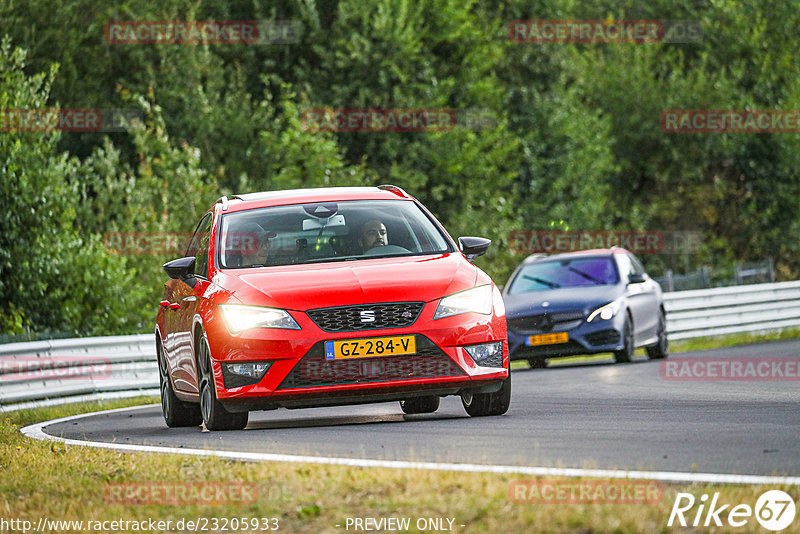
[307,302,424,333]
[277,336,465,390]
[585,329,620,346]
[507,310,585,332]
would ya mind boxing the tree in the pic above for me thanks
[0,38,140,336]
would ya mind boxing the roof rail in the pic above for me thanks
[377,184,410,198]
[526,253,549,261]
[216,196,229,210]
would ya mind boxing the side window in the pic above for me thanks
[185,213,213,279]
[194,215,213,279]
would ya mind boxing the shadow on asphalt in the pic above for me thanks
[244,411,464,431]
[513,354,658,372]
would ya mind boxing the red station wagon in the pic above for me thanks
[155,186,510,430]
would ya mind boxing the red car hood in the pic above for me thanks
[222,253,478,310]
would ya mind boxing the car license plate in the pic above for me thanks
[528,332,568,346]
[325,335,416,360]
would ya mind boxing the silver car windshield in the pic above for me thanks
[218,199,452,268]
[508,257,619,293]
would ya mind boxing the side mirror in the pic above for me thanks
[628,273,646,284]
[163,256,197,287]
[458,236,491,261]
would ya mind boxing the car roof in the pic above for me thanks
[214,185,414,213]
[521,248,629,264]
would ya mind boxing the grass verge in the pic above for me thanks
[4,398,799,533]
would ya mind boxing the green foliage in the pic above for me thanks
[2,0,800,336]
[0,38,139,335]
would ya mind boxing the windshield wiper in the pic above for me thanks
[567,266,604,285]
[522,275,561,288]
[301,255,360,264]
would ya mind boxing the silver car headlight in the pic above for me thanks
[219,304,301,333]
[587,299,622,322]
[433,285,493,319]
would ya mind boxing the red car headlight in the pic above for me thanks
[433,285,493,319]
[219,304,301,333]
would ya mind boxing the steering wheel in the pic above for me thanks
[363,244,409,256]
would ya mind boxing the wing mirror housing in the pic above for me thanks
[628,273,646,284]
[458,236,491,261]
[163,256,197,287]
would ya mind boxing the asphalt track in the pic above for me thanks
[37,340,800,479]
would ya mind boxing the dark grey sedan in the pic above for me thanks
[503,248,668,367]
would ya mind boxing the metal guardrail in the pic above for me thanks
[1,280,799,410]
[0,334,157,408]
[663,280,800,340]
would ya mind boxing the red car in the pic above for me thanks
[155,186,510,430]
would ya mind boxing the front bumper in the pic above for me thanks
[508,312,626,360]
[205,301,508,409]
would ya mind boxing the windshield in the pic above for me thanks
[507,257,619,294]
[218,199,452,268]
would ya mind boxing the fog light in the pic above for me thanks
[221,362,272,389]
[464,342,503,367]
[226,362,271,377]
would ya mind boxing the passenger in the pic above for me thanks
[239,228,276,267]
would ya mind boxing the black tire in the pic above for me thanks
[157,339,202,428]
[461,371,511,417]
[400,396,440,414]
[197,334,248,431]
[646,309,669,360]
[528,357,546,369]
[614,315,634,363]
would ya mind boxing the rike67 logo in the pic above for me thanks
[668,490,796,530]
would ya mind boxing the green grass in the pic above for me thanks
[5,398,800,533]
[511,328,800,370]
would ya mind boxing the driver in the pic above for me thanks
[358,220,388,252]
